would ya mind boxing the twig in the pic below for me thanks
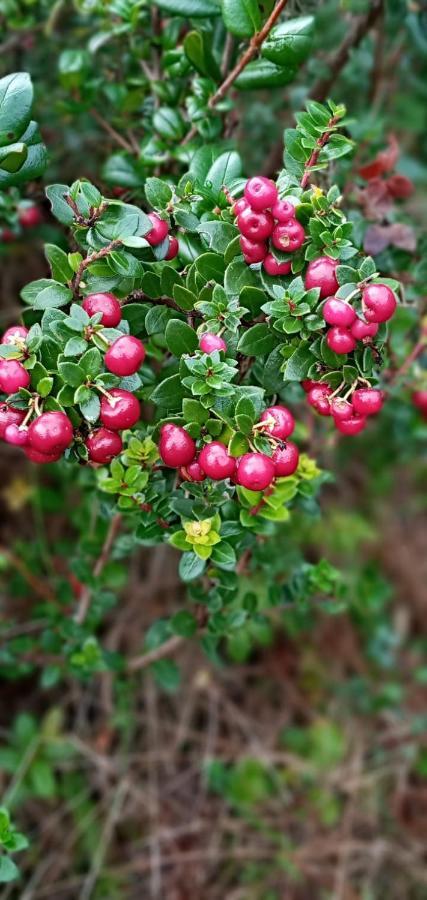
[127,634,185,673]
[72,240,123,296]
[300,114,341,190]
[79,779,128,900]
[74,514,122,625]
[0,546,55,603]
[388,334,426,384]
[90,108,135,155]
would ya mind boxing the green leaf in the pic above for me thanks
[79,391,101,424]
[170,610,197,637]
[0,72,32,146]
[145,305,178,335]
[165,319,198,356]
[184,30,221,79]
[282,343,312,380]
[37,376,53,398]
[58,361,85,388]
[145,177,173,210]
[179,552,206,582]
[197,221,239,254]
[152,0,221,15]
[182,398,209,424]
[221,0,261,37]
[151,374,187,409]
[45,184,75,225]
[237,324,277,357]
[45,244,73,283]
[211,541,237,570]
[0,856,19,884]
[173,285,197,311]
[261,16,314,66]
[21,279,73,310]
[0,142,27,173]
[153,107,185,141]
[80,348,102,378]
[206,151,242,202]
[236,59,297,90]
[152,658,181,692]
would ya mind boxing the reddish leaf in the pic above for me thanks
[358,134,400,180]
[364,222,416,255]
[386,174,414,199]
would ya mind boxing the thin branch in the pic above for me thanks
[127,635,185,673]
[0,547,55,604]
[90,108,135,155]
[126,290,203,318]
[74,514,122,625]
[300,114,341,190]
[388,333,427,384]
[72,240,123,296]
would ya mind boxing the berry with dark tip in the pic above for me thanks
[326,327,357,355]
[272,441,299,476]
[271,220,305,252]
[305,256,339,299]
[199,333,226,353]
[1,325,28,345]
[236,452,275,491]
[145,212,169,246]
[244,176,278,212]
[323,298,356,327]
[351,318,379,340]
[237,207,274,241]
[180,460,206,482]
[362,283,397,323]
[159,424,196,468]
[86,428,123,463]
[352,388,384,416]
[240,236,267,264]
[104,335,145,376]
[82,292,122,327]
[28,411,74,454]
[198,441,236,480]
[271,199,295,222]
[335,415,367,435]
[0,404,25,438]
[0,360,30,393]
[263,254,292,276]
[260,405,294,440]
[165,236,179,260]
[100,389,140,430]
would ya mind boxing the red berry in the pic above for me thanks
[1,228,15,243]
[24,446,62,464]
[330,398,353,421]
[82,292,122,327]
[145,213,169,246]
[271,199,295,222]
[350,318,379,340]
[1,325,28,345]
[198,441,236,480]
[238,207,274,242]
[4,424,28,446]
[0,360,30,393]
[263,254,291,276]
[232,198,249,216]
[335,415,367,436]
[100,388,140,430]
[180,459,206,482]
[260,405,294,440]
[159,424,196,468]
[323,297,356,327]
[104,335,145,376]
[362,283,397,323]
[244,176,278,212]
[240,236,267,264]
[272,441,299,476]
[237,452,275,491]
[28,411,73,454]
[412,390,427,414]
[199,333,226,353]
[271,220,305,253]
[326,327,356,355]
[305,256,339,299]
[301,379,319,393]
[18,205,42,228]
[307,384,332,416]
[352,388,384,416]
[0,404,25,438]
[86,428,123,463]
[165,236,179,260]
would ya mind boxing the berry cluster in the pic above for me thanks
[303,379,384,435]
[159,404,299,492]
[233,176,305,273]
[0,295,146,464]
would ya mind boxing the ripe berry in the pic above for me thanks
[232,197,249,217]
[237,207,274,242]
[24,446,62,464]
[260,405,294,440]
[412,390,427,414]
[28,411,73,454]
[272,441,299,476]
[323,298,356,327]
[1,325,28,345]
[305,256,339,299]
[180,459,206,482]
[4,424,28,446]
[82,292,122,327]
[240,236,267,264]
[362,284,397,323]
[263,254,291,276]
[159,424,196,468]
[145,212,169,246]
[0,359,30,393]
[165,236,179,260]
[351,318,379,340]
[104,335,145,376]
[307,384,332,416]
[330,398,353,421]
[236,452,275,491]
[86,428,123,463]
[326,327,356,355]
[18,205,42,228]
[352,388,384,416]
[335,415,367,436]
[199,333,226,353]
[271,220,305,253]
[0,404,25,438]
[198,441,236,480]
[244,176,278,212]
[100,389,140,430]
[1,228,15,243]
[301,379,319,393]
[271,199,295,222]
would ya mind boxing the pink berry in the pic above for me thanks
[28,411,74,454]
[326,327,356,355]
[100,388,140,430]
[272,441,299,477]
[244,176,278,212]
[260,405,294,440]
[1,228,15,243]
[198,441,236,480]
[159,424,196,468]
[180,459,206,482]
[352,388,384,416]
[86,428,123,463]
[82,292,122,327]
[335,415,367,436]
[1,325,28,345]
[263,254,292,276]
[412,390,427,414]
[236,452,275,491]
[362,284,397,323]
[0,404,25,438]
[301,379,319,393]
[237,207,274,242]
[323,298,356,327]
[165,236,179,260]
[199,333,226,353]
[351,318,379,340]
[271,220,305,253]
[271,199,295,222]
[24,446,62,464]
[0,359,30,393]
[145,212,169,246]
[232,197,249,216]
[240,236,267,264]
[18,205,42,228]
[305,256,339,299]
[104,335,145,376]
[307,384,332,416]
[330,398,353,421]
[4,423,28,446]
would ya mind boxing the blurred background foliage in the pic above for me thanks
[0,0,427,897]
